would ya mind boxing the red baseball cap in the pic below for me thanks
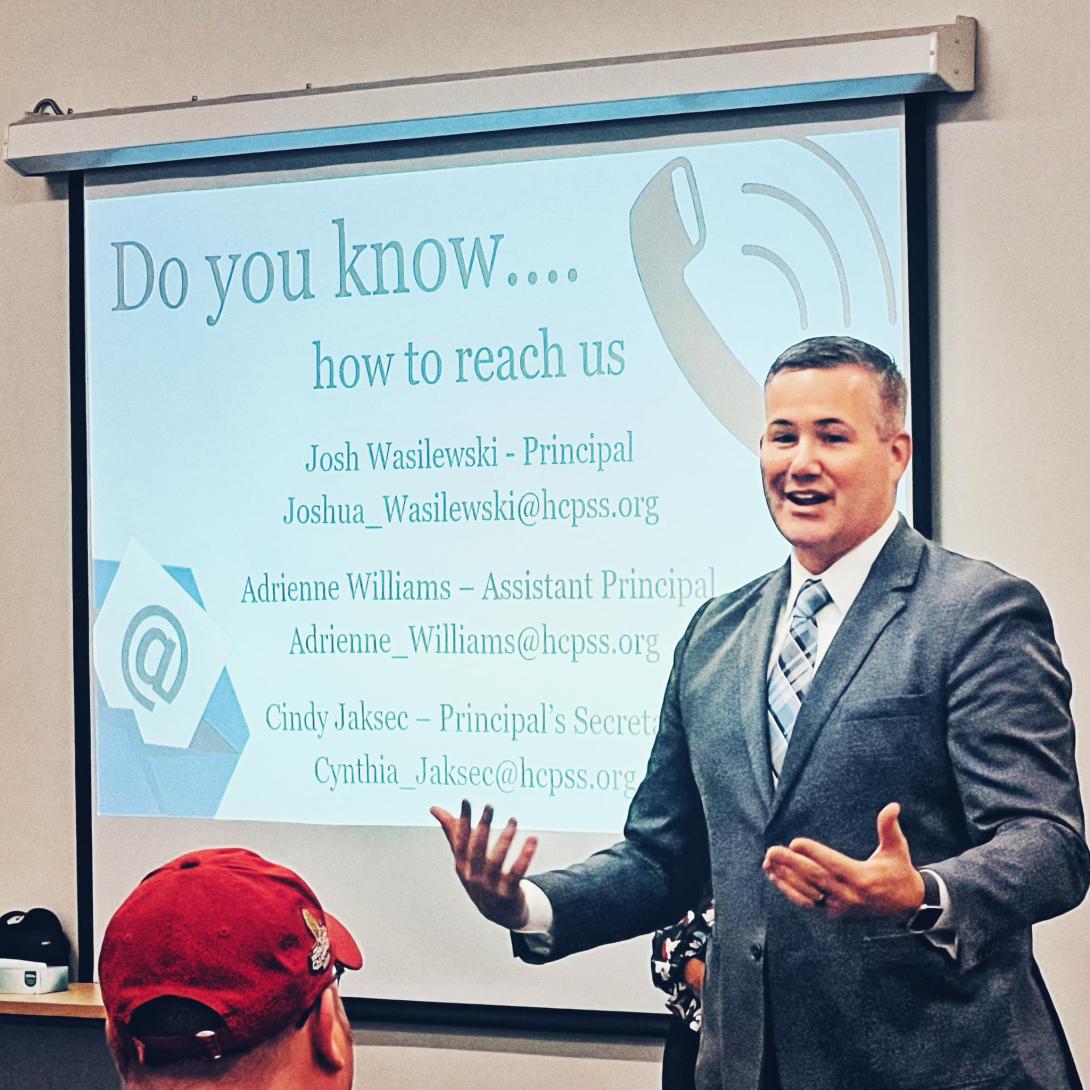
[99,848,362,1063]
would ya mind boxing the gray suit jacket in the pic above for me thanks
[515,519,1090,1090]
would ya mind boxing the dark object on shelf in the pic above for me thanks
[0,908,71,966]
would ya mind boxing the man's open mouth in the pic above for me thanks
[785,491,830,507]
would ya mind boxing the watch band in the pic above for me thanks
[907,869,943,932]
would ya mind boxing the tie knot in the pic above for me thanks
[793,578,831,621]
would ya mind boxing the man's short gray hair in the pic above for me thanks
[765,336,907,437]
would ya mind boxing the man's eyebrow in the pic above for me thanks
[767,416,854,427]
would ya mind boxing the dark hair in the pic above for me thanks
[124,997,228,1068]
[128,996,224,1039]
[765,336,907,436]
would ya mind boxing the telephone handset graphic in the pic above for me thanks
[630,158,763,455]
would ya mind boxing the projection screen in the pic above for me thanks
[82,98,915,1016]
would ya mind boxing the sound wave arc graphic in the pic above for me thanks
[741,182,850,327]
[740,138,897,331]
[791,136,897,325]
[740,244,808,329]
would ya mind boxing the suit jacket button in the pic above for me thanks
[749,942,763,962]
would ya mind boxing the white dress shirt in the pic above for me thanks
[769,508,899,677]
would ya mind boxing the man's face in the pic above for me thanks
[760,364,911,573]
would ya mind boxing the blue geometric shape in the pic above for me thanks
[163,564,206,609]
[96,687,168,816]
[144,748,241,817]
[93,560,121,611]
[93,559,206,611]
[93,557,248,818]
[201,669,249,755]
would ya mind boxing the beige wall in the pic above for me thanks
[3,2,1088,1085]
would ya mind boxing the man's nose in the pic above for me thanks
[788,438,821,478]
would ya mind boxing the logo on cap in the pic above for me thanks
[302,909,330,973]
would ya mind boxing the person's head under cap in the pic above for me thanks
[99,847,362,1089]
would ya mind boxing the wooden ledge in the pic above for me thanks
[0,983,105,1019]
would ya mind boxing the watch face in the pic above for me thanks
[908,906,944,932]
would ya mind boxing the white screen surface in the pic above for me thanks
[86,102,910,1011]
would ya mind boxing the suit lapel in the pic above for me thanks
[736,561,790,812]
[768,519,925,821]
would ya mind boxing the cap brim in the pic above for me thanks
[326,912,363,971]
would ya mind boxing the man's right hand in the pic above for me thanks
[431,800,538,930]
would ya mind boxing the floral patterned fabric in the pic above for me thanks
[650,899,714,1031]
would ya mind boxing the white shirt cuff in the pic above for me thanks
[920,868,958,958]
[514,879,554,934]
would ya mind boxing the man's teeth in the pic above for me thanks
[787,492,827,506]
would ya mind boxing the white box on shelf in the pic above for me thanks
[0,962,69,994]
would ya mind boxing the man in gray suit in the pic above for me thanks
[433,337,1089,1089]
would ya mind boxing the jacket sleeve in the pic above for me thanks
[929,573,1090,971]
[512,603,713,964]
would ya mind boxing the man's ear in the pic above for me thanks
[890,431,912,482]
[311,984,351,1074]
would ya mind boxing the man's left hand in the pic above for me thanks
[683,956,706,998]
[762,802,925,920]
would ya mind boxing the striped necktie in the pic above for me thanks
[767,578,832,782]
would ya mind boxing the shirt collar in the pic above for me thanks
[787,508,901,616]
